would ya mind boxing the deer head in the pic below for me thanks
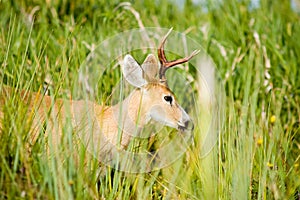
[121,30,198,132]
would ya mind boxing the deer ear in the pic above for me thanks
[141,54,159,82]
[122,54,147,88]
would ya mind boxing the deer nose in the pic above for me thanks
[178,119,194,132]
[184,120,194,131]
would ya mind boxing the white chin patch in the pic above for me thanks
[149,106,177,129]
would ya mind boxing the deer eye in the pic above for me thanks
[164,95,173,105]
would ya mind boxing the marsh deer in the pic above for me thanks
[0,30,198,155]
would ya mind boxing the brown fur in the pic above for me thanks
[0,83,182,151]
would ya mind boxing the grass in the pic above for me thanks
[1,0,300,199]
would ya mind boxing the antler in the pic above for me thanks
[158,28,200,84]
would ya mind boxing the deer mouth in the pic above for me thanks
[177,120,194,132]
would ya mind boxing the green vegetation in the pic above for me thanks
[0,0,299,199]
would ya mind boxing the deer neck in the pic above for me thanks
[112,88,149,134]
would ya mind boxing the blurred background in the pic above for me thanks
[0,0,299,199]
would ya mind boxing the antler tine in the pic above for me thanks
[158,29,200,83]
[157,28,173,69]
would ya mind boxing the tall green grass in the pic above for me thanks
[0,0,299,199]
